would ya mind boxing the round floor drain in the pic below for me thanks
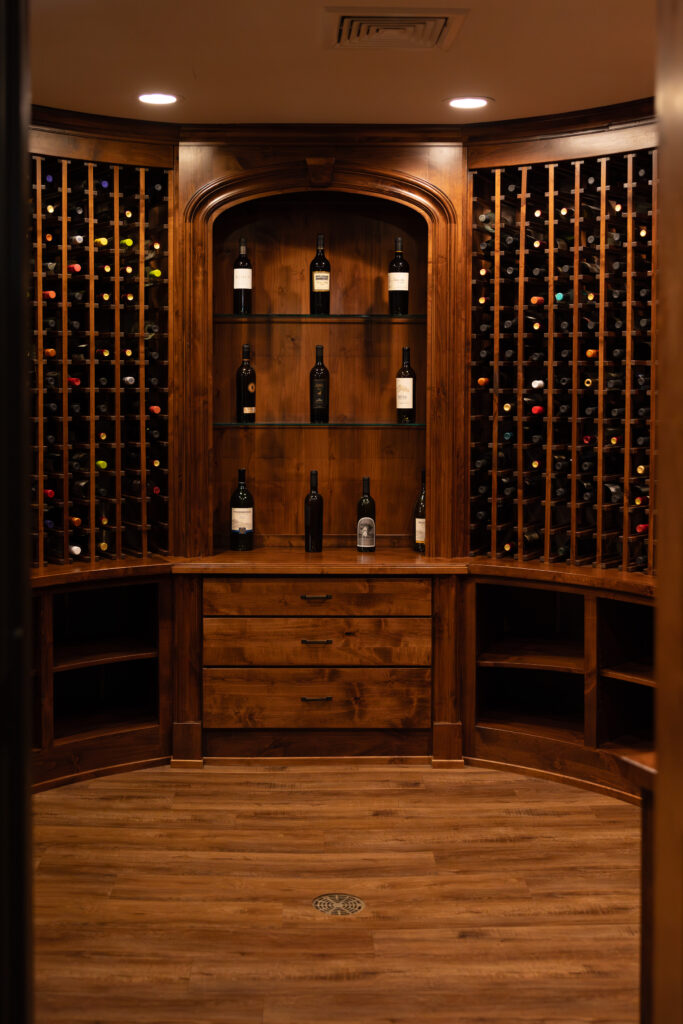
[312,893,365,916]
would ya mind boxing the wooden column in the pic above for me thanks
[654,1,683,1019]
[171,575,203,764]
[0,0,32,1021]
[431,575,463,763]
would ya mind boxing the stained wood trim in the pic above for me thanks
[182,160,458,558]
[467,118,658,169]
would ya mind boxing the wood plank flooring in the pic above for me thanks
[33,765,641,1023]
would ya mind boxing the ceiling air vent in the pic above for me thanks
[331,9,467,50]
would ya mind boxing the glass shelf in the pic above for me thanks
[213,421,427,428]
[214,313,426,325]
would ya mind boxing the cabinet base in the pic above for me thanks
[203,727,431,758]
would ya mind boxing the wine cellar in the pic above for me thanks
[20,95,667,1024]
[26,112,658,794]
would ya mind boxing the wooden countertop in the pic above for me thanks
[172,548,468,576]
[30,549,656,597]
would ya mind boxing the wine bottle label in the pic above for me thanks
[231,508,253,533]
[396,378,414,409]
[357,517,376,549]
[312,271,330,292]
[234,268,252,289]
[415,518,426,544]
[388,272,409,292]
[311,381,328,409]
[242,407,256,415]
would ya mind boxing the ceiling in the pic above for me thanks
[30,0,656,125]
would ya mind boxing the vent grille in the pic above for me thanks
[334,10,465,49]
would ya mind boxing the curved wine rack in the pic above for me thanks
[469,150,656,572]
[30,154,171,567]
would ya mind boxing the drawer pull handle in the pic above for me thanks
[301,695,333,703]
[301,638,333,645]
[300,594,332,601]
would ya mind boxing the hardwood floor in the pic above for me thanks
[33,765,640,1023]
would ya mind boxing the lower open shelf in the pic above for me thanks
[477,639,584,674]
[476,667,585,745]
[53,640,158,673]
[476,714,584,746]
[53,658,159,741]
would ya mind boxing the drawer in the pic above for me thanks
[203,668,432,729]
[203,616,432,666]
[203,576,431,617]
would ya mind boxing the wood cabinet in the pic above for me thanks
[201,574,433,757]
[203,669,432,729]
[203,575,432,616]
[463,575,655,798]
[31,576,173,788]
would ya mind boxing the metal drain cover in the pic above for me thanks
[312,893,365,916]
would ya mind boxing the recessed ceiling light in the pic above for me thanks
[449,96,489,109]
[139,93,177,105]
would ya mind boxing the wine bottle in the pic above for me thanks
[388,236,409,316]
[356,477,376,552]
[414,468,426,554]
[236,344,256,423]
[304,470,323,552]
[310,234,330,315]
[309,345,329,424]
[229,467,254,551]
[396,346,416,424]
[233,237,252,315]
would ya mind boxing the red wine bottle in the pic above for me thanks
[356,477,376,552]
[309,345,329,423]
[310,234,330,315]
[236,344,256,423]
[388,236,409,316]
[304,470,323,552]
[233,238,252,315]
[414,469,426,554]
[229,468,254,551]
[396,347,416,424]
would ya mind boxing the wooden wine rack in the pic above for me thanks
[29,155,170,566]
[469,148,657,573]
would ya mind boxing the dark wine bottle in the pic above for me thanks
[356,477,376,553]
[236,344,256,423]
[233,237,252,315]
[396,346,416,424]
[229,467,254,551]
[304,470,323,552]
[414,468,426,554]
[309,345,329,423]
[388,236,409,316]
[310,233,330,315]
